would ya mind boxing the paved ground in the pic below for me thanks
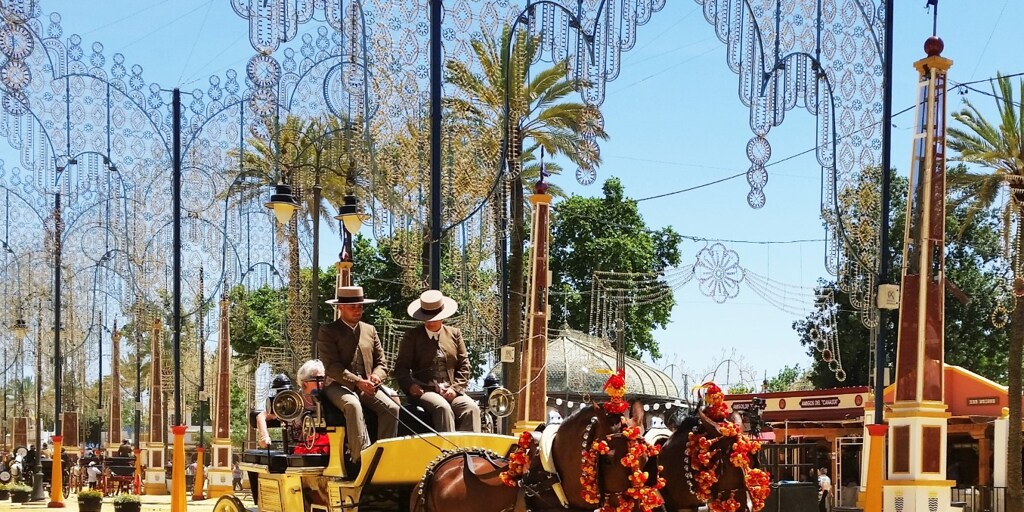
[0,492,257,511]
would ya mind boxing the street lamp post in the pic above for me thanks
[29,314,45,502]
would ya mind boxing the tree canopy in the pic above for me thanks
[550,178,682,359]
[793,165,1009,388]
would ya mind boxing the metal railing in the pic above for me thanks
[951,486,1007,512]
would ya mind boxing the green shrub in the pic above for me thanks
[8,484,31,493]
[112,493,141,503]
[77,489,104,500]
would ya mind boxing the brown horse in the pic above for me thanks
[657,411,767,512]
[412,405,642,512]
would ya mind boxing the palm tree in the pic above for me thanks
[947,74,1024,510]
[228,114,358,360]
[445,26,608,380]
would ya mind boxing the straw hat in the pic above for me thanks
[406,290,458,322]
[326,286,377,305]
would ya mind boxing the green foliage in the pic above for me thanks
[77,489,103,499]
[230,378,249,448]
[794,165,1009,388]
[228,284,287,361]
[112,493,141,503]
[8,484,31,493]
[550,178,682,359]
[727,383,754,394]
[764,364,810,392]
[947,75,1024,512]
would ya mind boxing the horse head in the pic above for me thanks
[549,404,662,511]
[660,410,770,512]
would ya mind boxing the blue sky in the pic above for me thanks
[36,0,1024,391]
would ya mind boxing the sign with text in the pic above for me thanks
[966,396,998,407]
[799,397,841,408]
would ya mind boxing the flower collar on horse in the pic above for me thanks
[500,368,666,512]
[685,382,771,512]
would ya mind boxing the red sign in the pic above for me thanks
[966,396,998,406]
[799,397,841,408]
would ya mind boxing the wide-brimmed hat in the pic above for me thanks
[407,290,458,321]
[326,286,377,305]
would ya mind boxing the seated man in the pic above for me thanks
[116,440,133,458]
[394,290,480,432]
[317,286,399,465]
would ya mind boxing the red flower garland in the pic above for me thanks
[581,439,610,504]
[603,368,628,415]
[685,381,772,512]
[499,432,534,487]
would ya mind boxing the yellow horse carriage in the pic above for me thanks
[213,383,518,512]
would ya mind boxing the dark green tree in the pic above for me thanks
[550,178,682,358]
[794,165,1008,388]
[228,284,288,361]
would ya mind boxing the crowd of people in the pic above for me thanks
[254,287,482,469]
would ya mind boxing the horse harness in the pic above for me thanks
[680,422,755,512]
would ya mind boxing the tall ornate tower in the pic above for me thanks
[884,36,954,512]
[206,294,235,497]
[106,326,123,456]
[513,178,552,433]
[145,319,167,495]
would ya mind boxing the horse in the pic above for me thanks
[657,410,770,512]
[412,404,649,512]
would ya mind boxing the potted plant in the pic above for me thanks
[0,484,10,500]
[112,492,142,512]
[77,488,104,511]
[9,483,32,503]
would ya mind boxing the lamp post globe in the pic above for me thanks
[335,194,369,235]
[265,183,298,225]
[13,318,27,340]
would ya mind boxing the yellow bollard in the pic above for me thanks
[192,447,206,500]
[171,426,187,512]
[133,447,143,495]
[47,435,65,508]
[864,424,887,512]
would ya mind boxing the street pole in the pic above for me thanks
[864,3,894,512]
[98,313,103,412]
[31,321,44,502]
[874,0,895,429]
[53,190,63,435]
[311,172,321,358]
[171,87,186,512]
[428,0,442,290]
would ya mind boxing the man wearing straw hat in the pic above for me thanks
[394,290,480,432]
[318,285,399,466]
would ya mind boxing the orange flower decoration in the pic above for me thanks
[603,368,628,414]
[499,432,533,487]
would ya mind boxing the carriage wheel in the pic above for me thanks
[213,495,247,512]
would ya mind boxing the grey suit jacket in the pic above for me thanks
[317,319,388,386]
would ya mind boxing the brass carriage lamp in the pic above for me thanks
[265,183,299,225]
[335,194,369,235]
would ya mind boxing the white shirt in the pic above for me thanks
[818,473,832,494]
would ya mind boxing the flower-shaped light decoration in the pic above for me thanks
[499,431,534,487]
[695,243,744,304]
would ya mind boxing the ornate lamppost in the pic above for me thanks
[335,194,369,289]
